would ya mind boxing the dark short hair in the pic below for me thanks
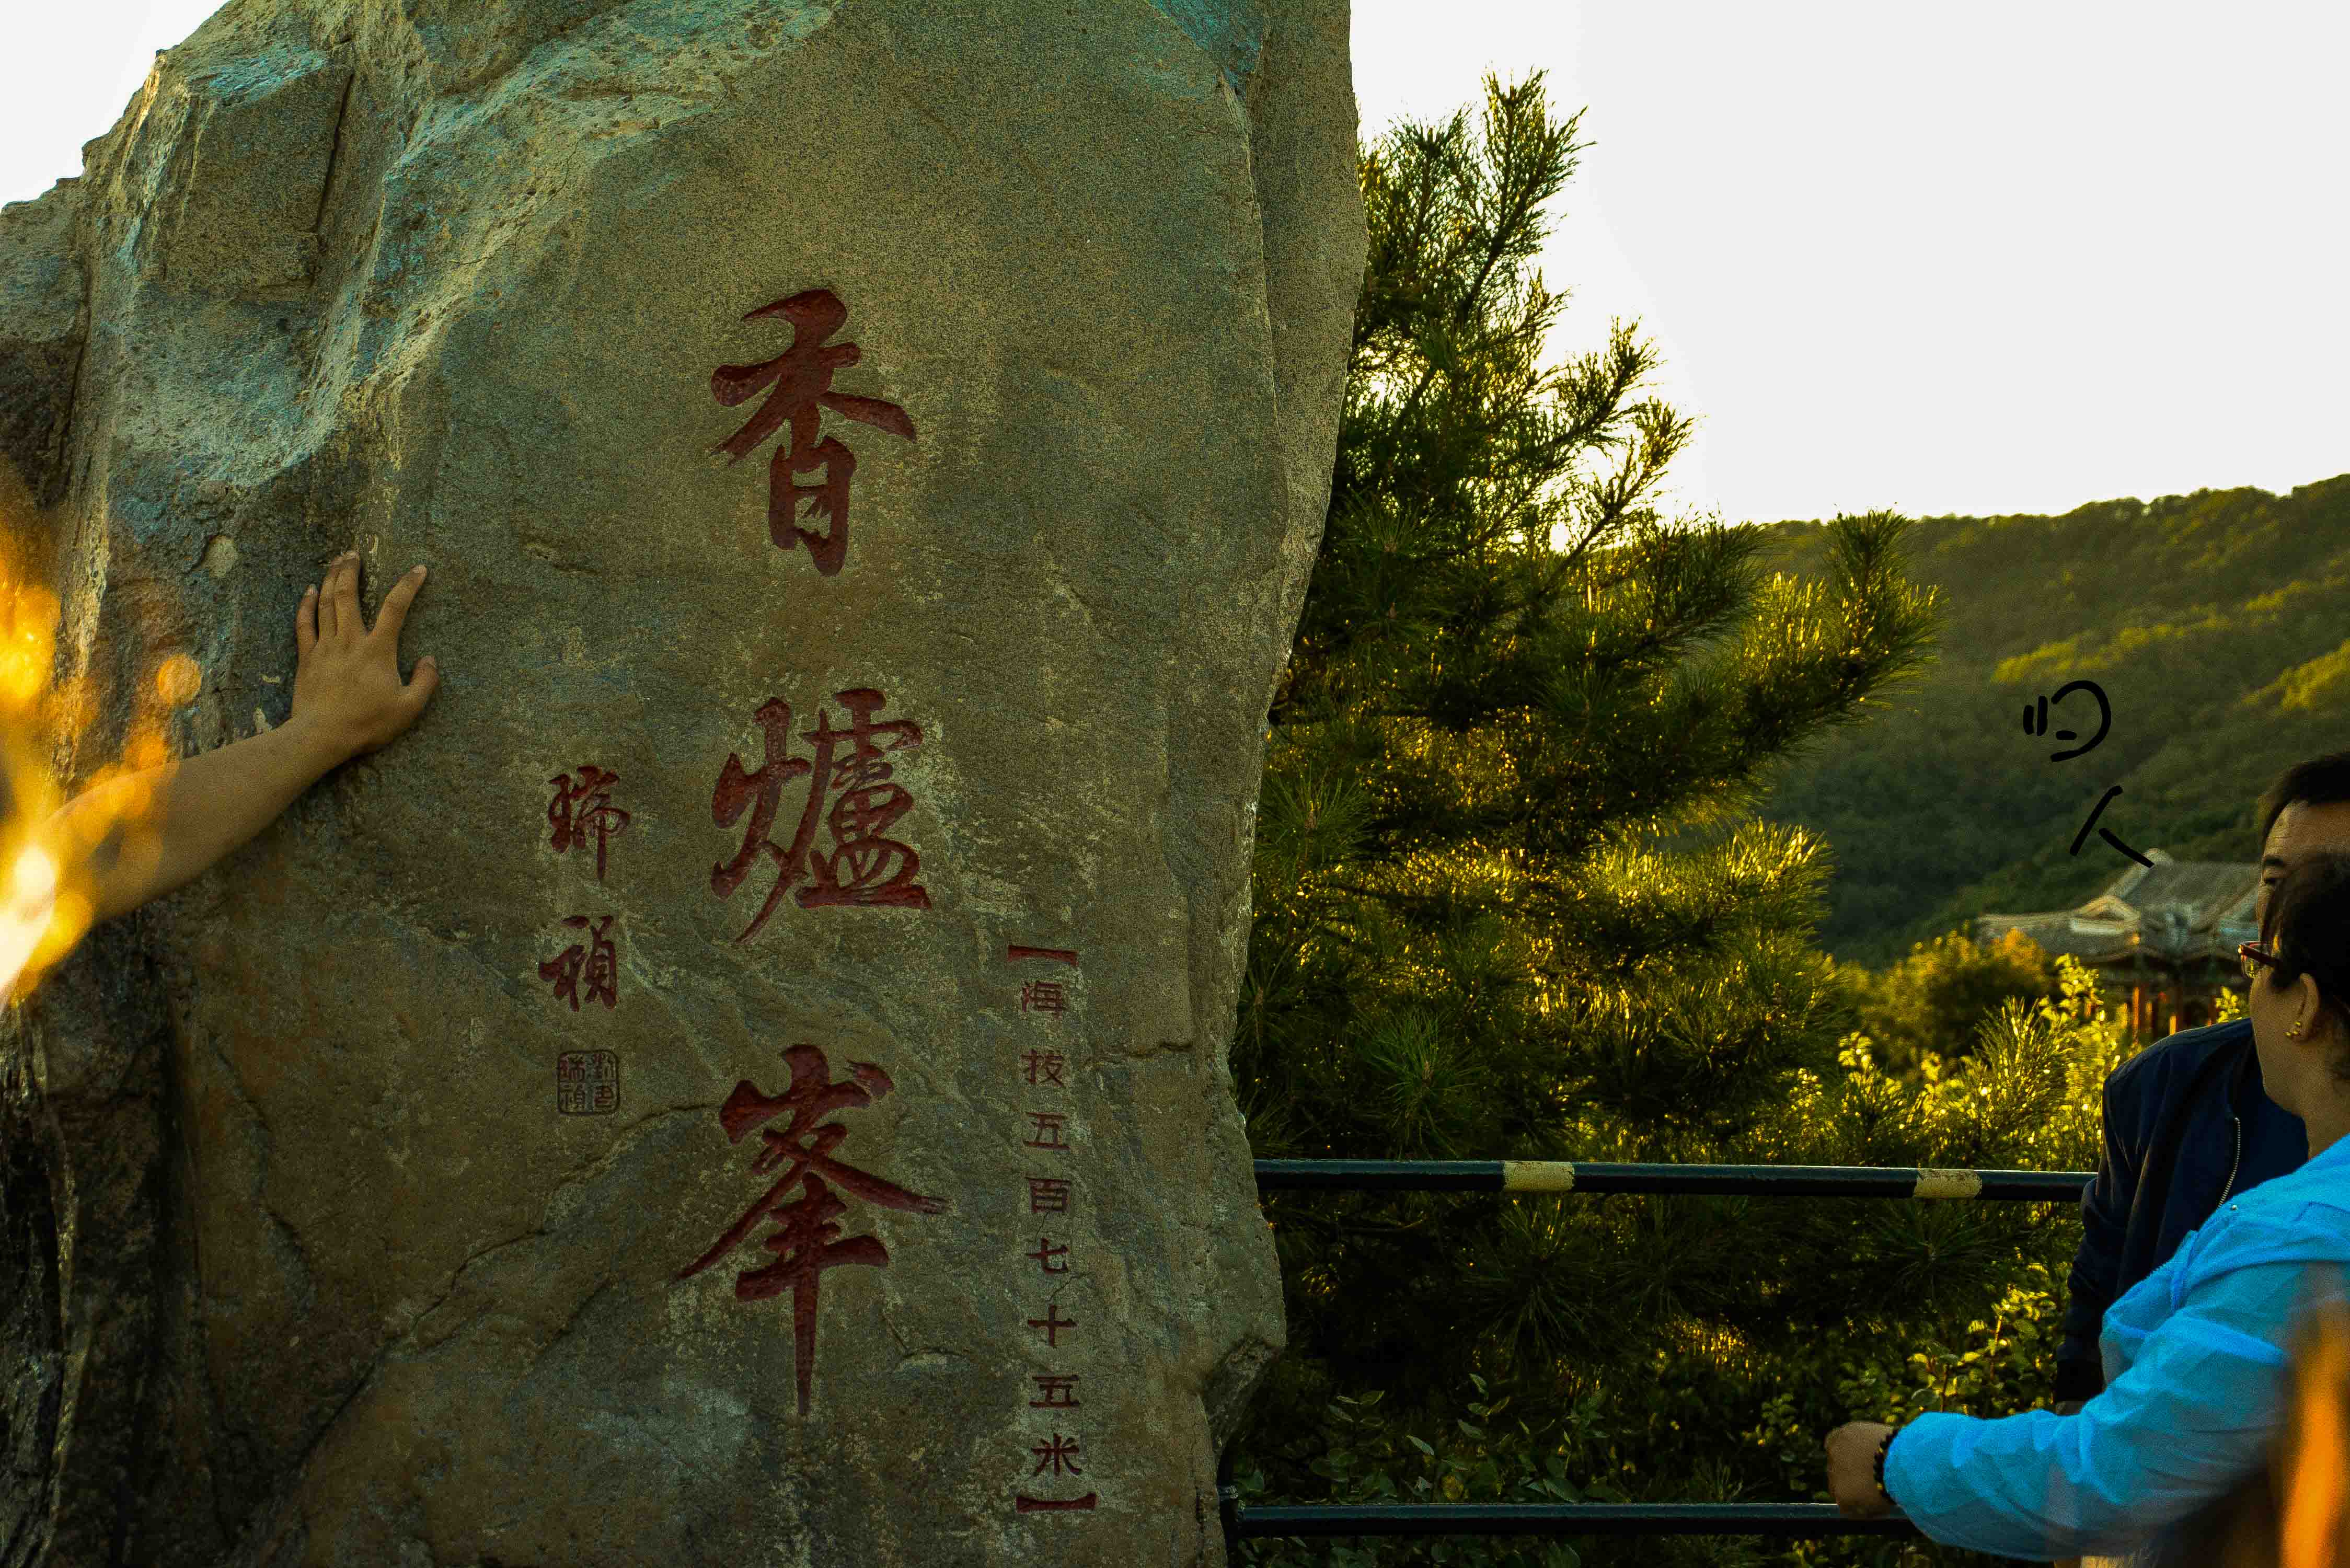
[2256,751,2350,851]
[2259,850,2350,1068]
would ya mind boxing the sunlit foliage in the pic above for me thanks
[1230,74,2130,1568]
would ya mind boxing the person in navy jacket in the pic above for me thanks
[2053,759,2350,1413]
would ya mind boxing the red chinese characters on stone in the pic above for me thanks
[1027,1302,1077,1348]
[1029,1375,1081,1410]
[1016,1494,1098,1514]
[676,1044,948,1416]
[540,915,618,1010]
[1007,940,1095,1518]
[1016,1433,1097,1513]
[1030,1432,1084,1478]
[547,765,630,882]
[710,289,916,577]
[1011,945,1078,1017]
[711,688,931,943]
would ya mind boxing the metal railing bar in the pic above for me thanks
[1253,1159,2093,1201]
[1230,1502,1918,1539]
[1224,1159,2080,1555]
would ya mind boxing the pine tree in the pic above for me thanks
[1230,76,2103,1555]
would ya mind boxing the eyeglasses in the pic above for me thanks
[2241,940,2279,982]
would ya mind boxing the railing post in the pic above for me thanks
[1217,1438,1242,1563]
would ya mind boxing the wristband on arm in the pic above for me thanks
[1874,1425,1902,1505]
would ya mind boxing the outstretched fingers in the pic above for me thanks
[329,552,361,639]
[371,564,429,644]
[315,556,343,640]
[403,652,441,716]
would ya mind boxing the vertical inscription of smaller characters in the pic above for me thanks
[1010,942,1097,1516]
[543,764,629,1110]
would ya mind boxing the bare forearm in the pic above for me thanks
[68,718,349,922]
[31,554,434,928]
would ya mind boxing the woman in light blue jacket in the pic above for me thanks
[1825,850,2350,1564]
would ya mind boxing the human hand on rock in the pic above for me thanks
[51,552,442,921]
[289,551,440,763]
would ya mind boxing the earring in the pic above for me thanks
[2290,1022,2305,1039]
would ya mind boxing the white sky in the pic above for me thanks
[4,2,2346,527]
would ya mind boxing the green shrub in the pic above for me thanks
[1237,955,2187,1568]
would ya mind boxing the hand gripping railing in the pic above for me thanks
[1220,1158,2094,1560]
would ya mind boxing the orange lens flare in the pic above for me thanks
[2282,1300,2350,1568]
[0,529,199,1005]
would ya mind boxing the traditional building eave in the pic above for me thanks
[1971,848,2262,970]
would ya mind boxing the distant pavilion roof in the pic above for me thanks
[1971,850,2260,965]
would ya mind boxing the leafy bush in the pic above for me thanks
[1831,928,2063,1077]
[1237,953,2198,1568]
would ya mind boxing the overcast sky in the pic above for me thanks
[4,2,2345,528]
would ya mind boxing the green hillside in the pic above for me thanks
[1651,473,2350,972]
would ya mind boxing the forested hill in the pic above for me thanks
[1669,473,2350,972]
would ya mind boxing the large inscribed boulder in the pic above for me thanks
[0,178,86,511]
[0,1,1365,1564]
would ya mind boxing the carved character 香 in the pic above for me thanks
[710,289,916,576]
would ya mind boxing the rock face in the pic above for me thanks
[0,177,87,512]
[0,2,1364,1564]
